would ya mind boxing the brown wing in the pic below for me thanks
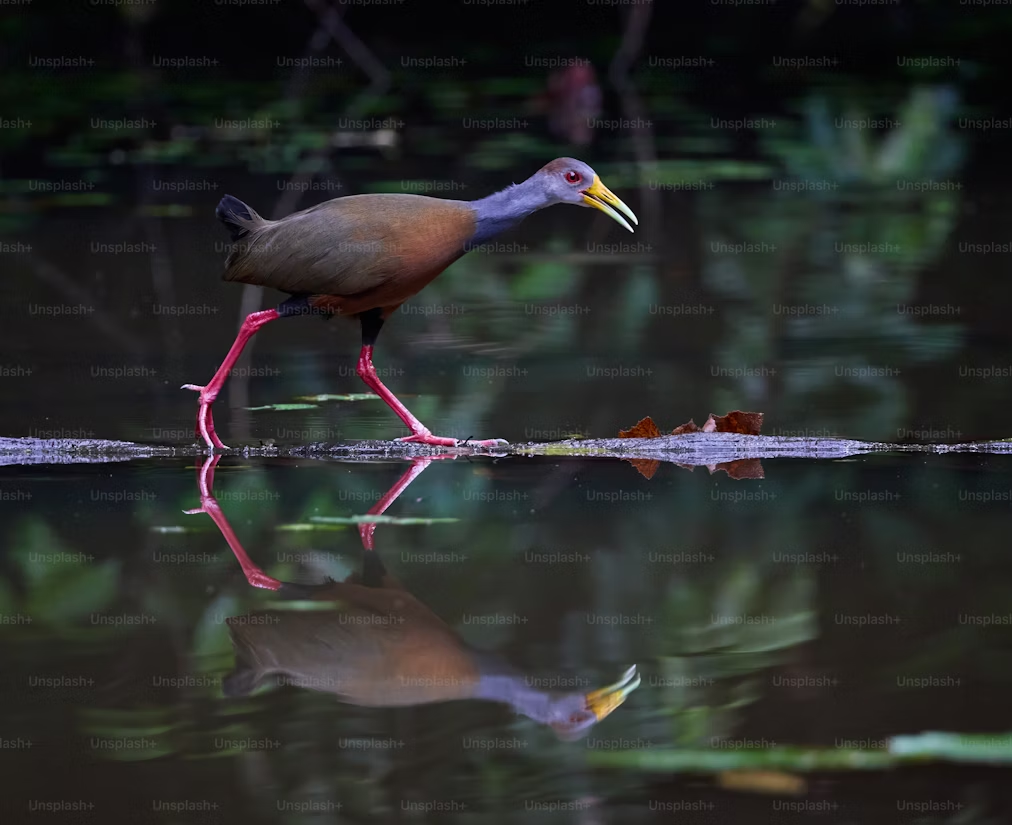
[223,194,476,313]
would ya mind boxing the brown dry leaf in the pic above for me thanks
[618,416,661,439]
[619,411,765,479]
[626,459,660,480]
[717,769,806,796]
[710,410,764,435]
[623,411,764,438]
[710,459,765,480]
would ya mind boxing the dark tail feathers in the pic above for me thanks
[216,194,264,241]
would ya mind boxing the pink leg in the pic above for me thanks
[355,345,508,448]
[183,455,282,590]
[357,456,455,550]
[182,309,281,451]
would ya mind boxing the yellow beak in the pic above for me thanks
[582,176,638,233]
[585,664,641,721]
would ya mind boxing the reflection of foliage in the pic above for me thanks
[655,561,816,747]
[7,520,120,628]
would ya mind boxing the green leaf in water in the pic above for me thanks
[294,394,380,402]
[245,403,319,411]
[890,732,1012,764]
[310,514,460,525]
[589,731,1012,771]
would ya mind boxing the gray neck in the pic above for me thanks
[473,673,554,722]
[468,178,551,247]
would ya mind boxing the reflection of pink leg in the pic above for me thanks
[358,455,455,550]
[182,309,281,451]
[184,455,281,590]
[355,344,508,448]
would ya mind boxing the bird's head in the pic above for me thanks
[535,158,639,233]
[545,665,641,741]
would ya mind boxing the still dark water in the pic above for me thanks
[3,447,1012,822]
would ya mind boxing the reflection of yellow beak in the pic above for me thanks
[585,665,641,721]
[582,176,639,233]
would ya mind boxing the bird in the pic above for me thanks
[183,158,638,450]
[221,538,640,741]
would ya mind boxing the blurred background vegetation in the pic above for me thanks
[2,0,1012,445]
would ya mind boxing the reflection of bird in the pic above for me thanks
[223,549,640,741]
[184,158,637,450]
[186,455,640,740]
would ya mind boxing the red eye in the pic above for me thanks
[565,171,582,184]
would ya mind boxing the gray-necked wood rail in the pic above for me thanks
[187,455,640,740]
[183,158,638,450]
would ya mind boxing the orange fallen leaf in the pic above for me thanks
[619,417,661,478]
[626,459,660,480]
[711,459,765,479]
[618,416,661,439]
[711,410,764,435]
[621,410,764,439]
[616,411,766,481]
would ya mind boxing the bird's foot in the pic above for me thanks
[181,383,229,451]
[396,433,458,447]
[397,432,509,448]
[242,568,284,590]
[460,437,510,448]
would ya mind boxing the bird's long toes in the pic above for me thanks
[180,383,205,392]
[473,437,510,447]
